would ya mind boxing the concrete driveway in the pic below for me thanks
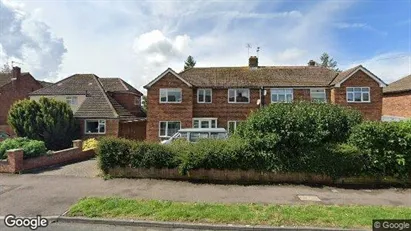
[28,159,101,178]
[0,173,410,218]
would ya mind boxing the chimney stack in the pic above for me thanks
[308,60,316,66]
[12,66,21,80]
[249,56,258,68]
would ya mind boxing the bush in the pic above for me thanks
[8,97,78,151]
[235,102,362,158]
[97,137,134,174]
[83,138,98,151]
[348,120,411,179]
[130,142,178,169]
[0,137,47,159]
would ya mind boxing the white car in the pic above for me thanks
[161,128,228,144]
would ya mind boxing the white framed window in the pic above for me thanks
[310,88,326,102]
[197,89,212,103]
[134,96,141,105]
[228,89,250,103]
[227,121,242,134]
[193,118,217,128]
[66,96,78,105]
[159,88,182,103]
[159,121,181,138]
[271,88,293,103]
[84,120,106,134]
[346,87,370,103]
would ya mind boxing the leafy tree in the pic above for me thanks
[184,55,196,70]
[142,95,147,113]
[318,53,340,72]
[8,97,78,150]
[0,63,12,73]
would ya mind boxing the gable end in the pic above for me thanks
[144,68,192,89]
[334,66,387,87]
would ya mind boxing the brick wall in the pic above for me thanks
[0,74,43,125]
[331,70,383,121]
[109,92,146,117]
[0,140,95,173]
[146,73,193,141]
[382,91,411,118]
[78,119,120,139]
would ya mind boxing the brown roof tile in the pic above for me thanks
[99,78,142,95]
[178,66,338,88]
[384,74,411,93]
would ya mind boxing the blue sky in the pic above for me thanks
[0,0,410,92]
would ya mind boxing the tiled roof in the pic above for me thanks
[30,74,139,119]
[38,80,53,88]
[99,78,142,95]
[329,65,360,86]
[384,74,411,94]
[178,66,338,88]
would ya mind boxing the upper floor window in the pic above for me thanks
[160,88,182,103]
[271,89,293,103]
[228,89,250,103]
[347,87,370,103]
[197,89,212,103]
[66,96,78,105]
[310,88,326,102]
[134,96,141,106]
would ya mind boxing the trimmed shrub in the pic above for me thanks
[8,97,78,151]
[349,120,411,180]
[0,137,47,159]
[97,137,134,174]
[130,142,178,169]
[235,102,362,159]
[83,138,98,151]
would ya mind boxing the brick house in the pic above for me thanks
[0,66,47,137]
[30,74,147,140]
[382,74,411,121]
[144,57,387,141]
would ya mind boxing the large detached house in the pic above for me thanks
[382,74,411,120]
[0,66,47,137]
[30,74,146,140]
[144,56,387,141]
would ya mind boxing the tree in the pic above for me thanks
[184,55,196,70]
[0,63,12,73]
[142,95,147,113]
[318,53,340,72]
[8,97,78,150]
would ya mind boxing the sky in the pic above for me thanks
[0,0,410,93]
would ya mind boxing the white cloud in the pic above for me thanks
[275,48,307,63]
[133,30,191,65]
[346,53,411,83]
[0,0,66,78]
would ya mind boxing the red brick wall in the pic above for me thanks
[109,92,145,117]
[146,73,193,141]
[382,91,411,118]
[78,119,120,139]
[0,140,95,173]
[0,74,43,125]
[331,70,383,120]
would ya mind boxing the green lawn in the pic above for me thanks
[67,197,411,229]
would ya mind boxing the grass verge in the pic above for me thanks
[67,197,411,229]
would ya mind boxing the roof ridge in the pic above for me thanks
[92,74,119,118]
[30,74,78,95]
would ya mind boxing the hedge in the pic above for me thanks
[0,137,47,159]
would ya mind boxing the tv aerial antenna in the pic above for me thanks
[256,46,261,58]
[246,43,252,57]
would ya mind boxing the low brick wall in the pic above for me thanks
[108,167,410,186]
[0,140,95,173]
[108,167,334,185]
